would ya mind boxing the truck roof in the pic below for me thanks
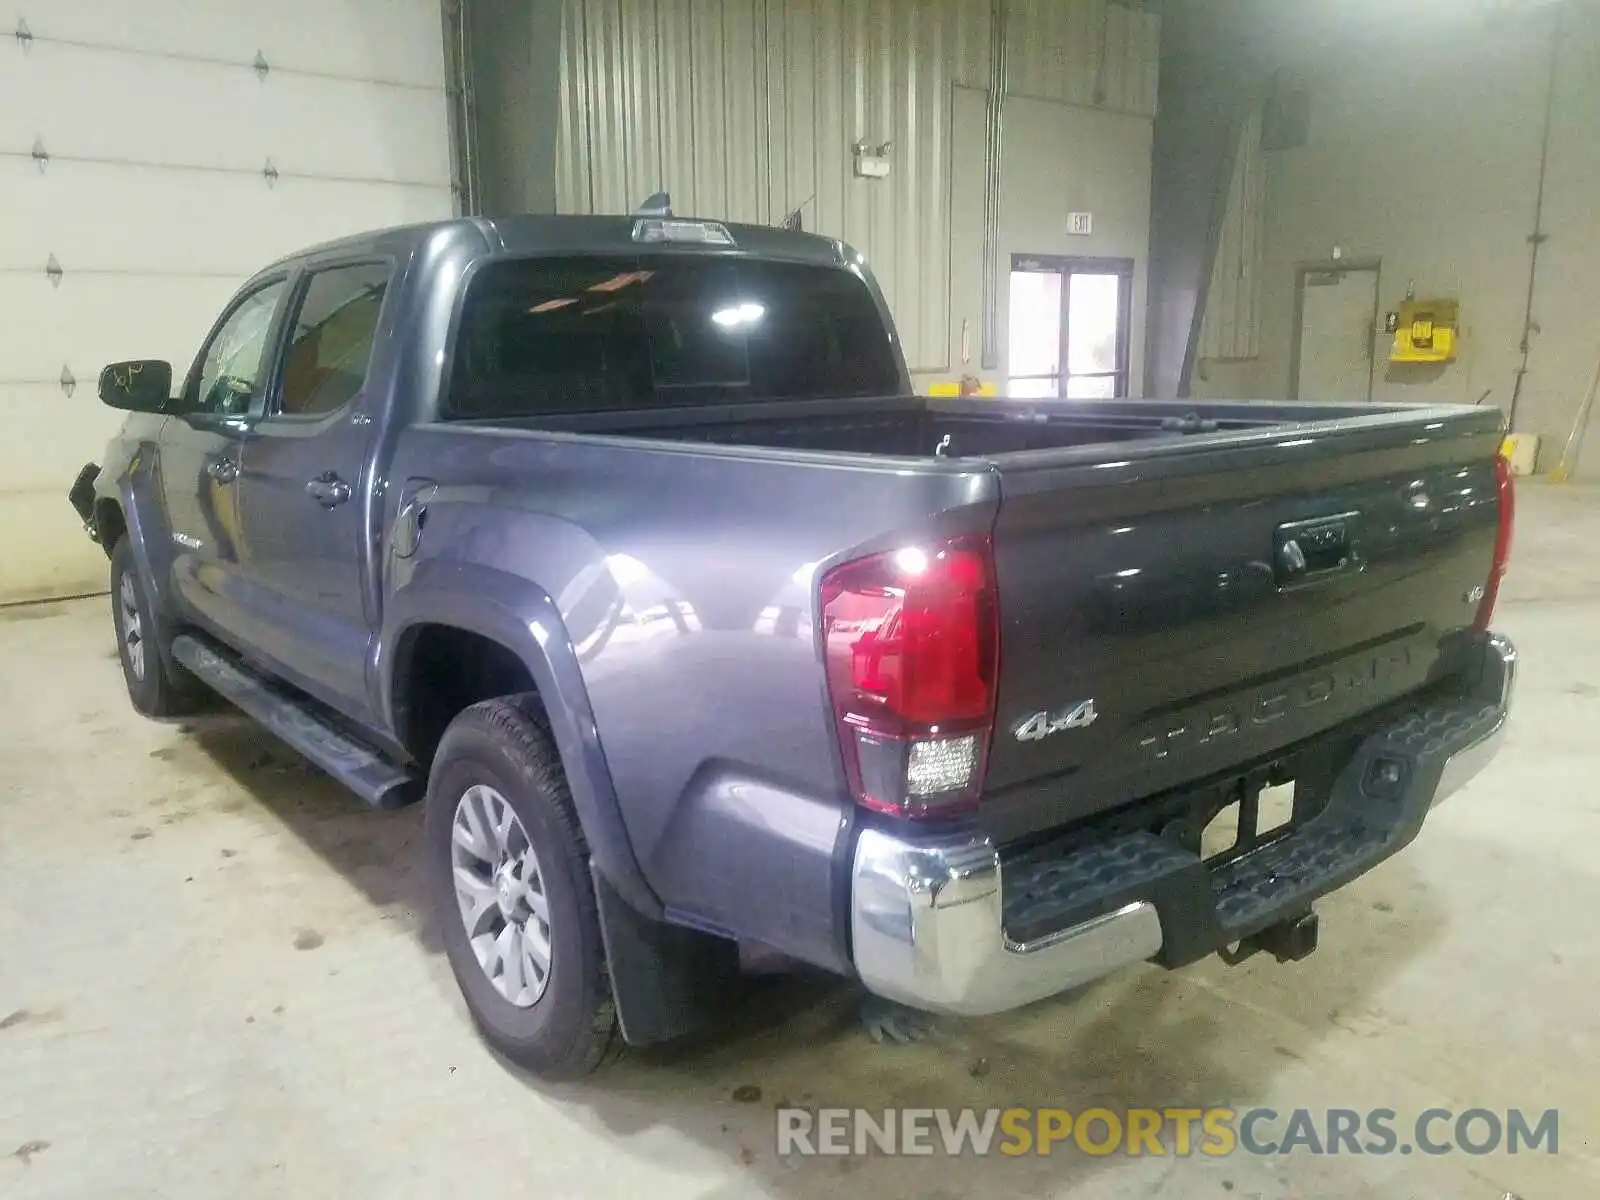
[266,213,851,274]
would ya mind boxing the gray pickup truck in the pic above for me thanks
[70,211,1516,1078]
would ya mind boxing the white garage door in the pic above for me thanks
[0,0,453,604]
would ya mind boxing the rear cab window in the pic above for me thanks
[442,256,900,420]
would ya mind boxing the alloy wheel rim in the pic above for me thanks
[118,573,146,680]
[450,783,552,1007]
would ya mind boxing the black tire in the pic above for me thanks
[424,697,621,1079]
[109,536,207,718]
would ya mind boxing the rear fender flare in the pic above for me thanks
[380,563,660,918]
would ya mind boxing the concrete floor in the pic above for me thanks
[2,484,1597,1199]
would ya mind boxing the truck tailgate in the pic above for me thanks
[981,407,1506,846]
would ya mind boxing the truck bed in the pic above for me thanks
[423,398,1506,852]
[461,395,1440,460]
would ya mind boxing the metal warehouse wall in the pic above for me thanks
[0,0,453,604]
[1196,102,1264,364]
[1189,2,1600,478]
[1241,8,1593,470]
[543,0,1160,378]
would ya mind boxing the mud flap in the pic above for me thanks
[591,866,741,1047]
[68,463,100,534]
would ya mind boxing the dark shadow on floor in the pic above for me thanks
[175,711,1450,1199]
[179,715,437,943]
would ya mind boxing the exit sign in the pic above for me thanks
[1067,212,1093,236]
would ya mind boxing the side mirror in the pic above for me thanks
[98,360,174,412]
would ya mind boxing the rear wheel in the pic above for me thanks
[110,537,206,718]
[424,697,621,1078]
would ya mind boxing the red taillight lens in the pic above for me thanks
[1473,453,1515,632]
[819,536,999,817]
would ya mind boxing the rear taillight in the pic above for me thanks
[1473,453,1515,632]
[819,536,999,818]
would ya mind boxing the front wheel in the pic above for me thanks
[424,697,621,1078]
[109,537,206,718]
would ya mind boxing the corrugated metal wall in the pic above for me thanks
[555,0,1158,375]
[1198,102,1265,361]
[1006,0,1158,117]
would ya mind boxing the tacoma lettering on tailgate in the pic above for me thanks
[1136,645,1414,762]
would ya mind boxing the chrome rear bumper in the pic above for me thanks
[849,633,1516,1017]
[1432,632,1515,807]
[851,831,1164,1016]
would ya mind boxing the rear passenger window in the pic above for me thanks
[448,258,653,418]
[278,262,390,417]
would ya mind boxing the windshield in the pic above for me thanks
[443,255,901,420]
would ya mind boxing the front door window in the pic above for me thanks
[187,280,287,416]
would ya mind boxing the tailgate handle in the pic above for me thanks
[1274,512,1361,587]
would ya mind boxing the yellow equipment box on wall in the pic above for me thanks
[1388,298,1459,364]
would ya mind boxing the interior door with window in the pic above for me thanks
[233,260,391,716]
[1007,255,1134,399]
[160,277,288,633]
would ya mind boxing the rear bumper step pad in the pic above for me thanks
[850,634,1515,1014]
[1002,687,1508,964]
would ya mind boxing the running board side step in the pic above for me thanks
[171,634,423,809]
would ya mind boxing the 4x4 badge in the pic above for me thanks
[1014,699,1098,742]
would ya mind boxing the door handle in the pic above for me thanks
[305,472,352,508]
[206,456,238,484]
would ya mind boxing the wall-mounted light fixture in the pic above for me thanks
[853,140,893,179]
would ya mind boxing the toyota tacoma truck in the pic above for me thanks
[70,211,1516,1078]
